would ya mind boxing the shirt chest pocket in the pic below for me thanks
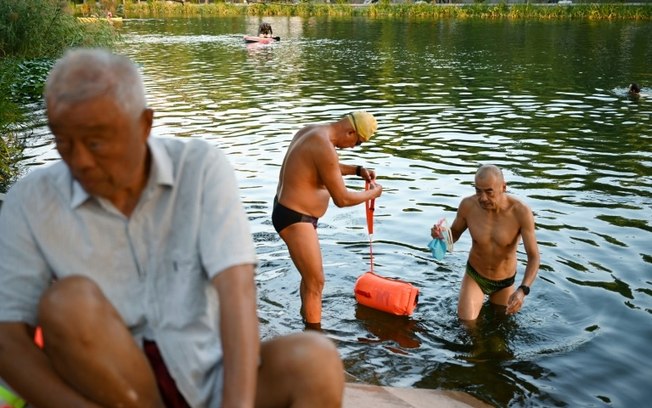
[156,251,209,326]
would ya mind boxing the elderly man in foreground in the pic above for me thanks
[0,48,343,407]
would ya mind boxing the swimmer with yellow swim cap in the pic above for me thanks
[347,111,377,144]
[273,110,383,328]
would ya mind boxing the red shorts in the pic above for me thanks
[143,339,191,408]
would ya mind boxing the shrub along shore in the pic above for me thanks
[101,2,652,21]
[0,0,118,193]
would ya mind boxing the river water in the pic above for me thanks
[20,15,652,407]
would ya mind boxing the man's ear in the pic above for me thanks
[141,108,154,140]
[502,182,507,192]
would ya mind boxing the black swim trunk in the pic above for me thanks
[272,196,318,233]
[466,262,516,295]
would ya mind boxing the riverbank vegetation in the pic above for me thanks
[90,1,652,21]
[0,0,118,192]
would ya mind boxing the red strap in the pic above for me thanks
[365,181,375,235]
[365,181,375,273]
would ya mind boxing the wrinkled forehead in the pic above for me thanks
[47,92,127,123]
[473,173,503,190]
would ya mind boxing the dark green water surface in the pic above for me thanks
[25,15,652,407]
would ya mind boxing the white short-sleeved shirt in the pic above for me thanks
[0,137,258,407]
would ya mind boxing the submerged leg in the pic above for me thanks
[457,272,485,321]
[280,223,325,324]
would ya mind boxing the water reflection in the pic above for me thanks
[17,16,652,408]
[354,304,423,351]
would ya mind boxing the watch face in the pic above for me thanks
[520,285,530,295]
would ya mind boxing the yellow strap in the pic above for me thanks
[0,385,26,408]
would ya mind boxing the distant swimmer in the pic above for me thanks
[258,22,273,38]
[628,83,641,97]
[431,165,540,321]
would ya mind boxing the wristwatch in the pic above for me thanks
[518,285,530,296]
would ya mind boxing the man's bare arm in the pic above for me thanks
[0,322,99,407]
[449,198,471,242]
[431,198,469,242]
[213,264,259,408]
[339,163,376,182]
[506,205,540,315]
[317,144,381,207]
[518,206,540,288]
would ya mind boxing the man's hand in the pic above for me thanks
[359,167,376,182]
[368,182,383,198]
[431,224,448,240]
[431,225,442,239]
[506,288,525,315]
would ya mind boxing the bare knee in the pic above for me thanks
[295,332,343,405]
[280,332,342,393]
[260,332,343,405]
[287,331,340,368]
[38,276,109,339]
[302,274,325,293]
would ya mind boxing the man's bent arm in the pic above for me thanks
[0,322,99,407]
[449,198,471,243]
[317,149,381,207]
[506,207,540,314]
[519,208,540,288]
[213,264,259,408]
[339,163,358,176]
[339,163,376,182]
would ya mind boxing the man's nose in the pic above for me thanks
[66,143,95,170]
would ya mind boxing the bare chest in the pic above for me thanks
[467,214,521,248]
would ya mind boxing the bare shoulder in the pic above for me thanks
[458,195,476,212]
[508,195,535,221]
[290,125,332,153]
[294,123,319,138]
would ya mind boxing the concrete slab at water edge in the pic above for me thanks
[344,383,492,408]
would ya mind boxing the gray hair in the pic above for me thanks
[476,164,504,182]
[45,48,146,116]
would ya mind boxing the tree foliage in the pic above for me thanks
[0,0,119,193]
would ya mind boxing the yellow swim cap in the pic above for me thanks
[347,111,377,142]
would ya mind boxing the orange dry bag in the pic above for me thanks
[354,272,419,316]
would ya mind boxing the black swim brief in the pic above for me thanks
[272,196,318,233]
[466,262,516,295]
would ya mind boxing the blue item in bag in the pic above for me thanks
[428,238,447,261]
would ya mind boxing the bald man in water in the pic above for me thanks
[273,112,383,328]
[432,165,540,321]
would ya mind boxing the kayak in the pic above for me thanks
[244,35,280,44]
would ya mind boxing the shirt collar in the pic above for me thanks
[70,137,175,209]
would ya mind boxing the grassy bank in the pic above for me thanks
[0,0,119,193]
[112,2,652,20]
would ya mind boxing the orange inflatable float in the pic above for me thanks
[354,181,419,316]
[354,272,419,316]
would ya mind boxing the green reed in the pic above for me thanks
[1,0,117,59]
[116,2,651,21]
[0,59,28,194]
[0,0,119,192]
